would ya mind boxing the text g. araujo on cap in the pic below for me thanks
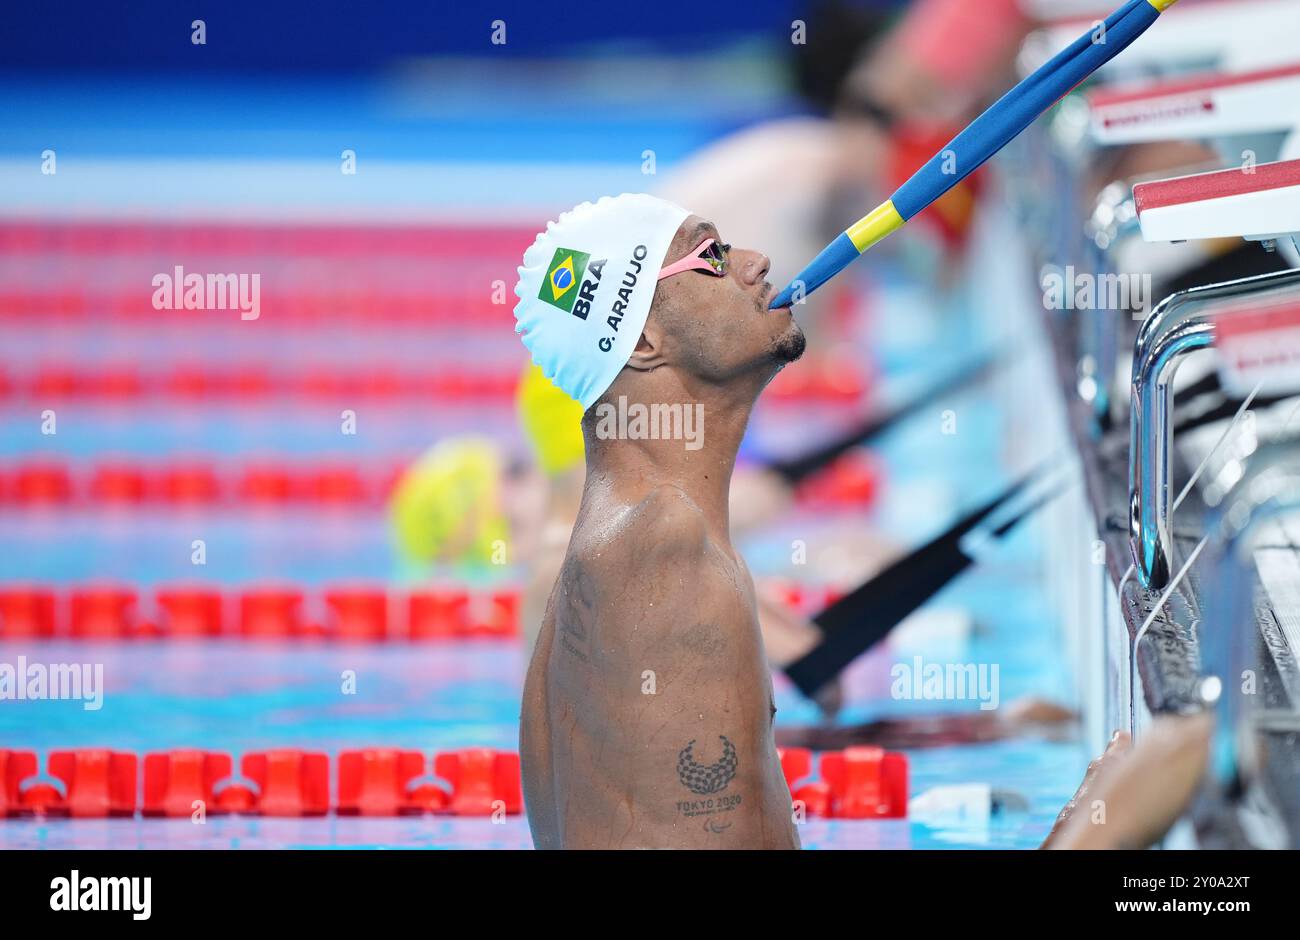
[514,193,691,411]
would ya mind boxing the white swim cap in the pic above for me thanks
[514,193,691,410]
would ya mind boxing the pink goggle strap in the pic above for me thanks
[657,237,721,281]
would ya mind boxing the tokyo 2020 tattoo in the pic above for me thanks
[677,736,738,795]
[675,736,742,827]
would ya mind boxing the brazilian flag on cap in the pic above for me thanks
[539,247,590,313]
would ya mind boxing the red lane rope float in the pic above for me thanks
[1,747,906,819]
[0,290,518,325]
[0,362,867,404]
[0,220,537,325]
[0,456,878,511]
[0,292,517,325]
[779,747,908,819]
[0,220,538,258]
[0,459,410,509]
[0,365,521,403]
[0,584,521,642]
[0,747,522,819]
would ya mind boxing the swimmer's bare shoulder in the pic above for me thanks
[537,483,799,849]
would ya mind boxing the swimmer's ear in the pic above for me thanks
[625,321,668,372]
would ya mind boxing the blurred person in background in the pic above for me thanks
[390,364,1077,742]
[657,0,1033,344]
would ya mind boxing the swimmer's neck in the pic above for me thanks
[582,375,762,544]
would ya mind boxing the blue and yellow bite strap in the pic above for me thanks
[770,0,1181,309]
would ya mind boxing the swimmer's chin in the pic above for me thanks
[769,325,807,365]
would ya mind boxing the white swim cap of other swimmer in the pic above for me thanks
[514,193,691,411]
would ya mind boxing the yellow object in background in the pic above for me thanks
[390,437,508,567]
[516,362,585,477]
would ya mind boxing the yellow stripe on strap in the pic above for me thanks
[1147,0,1179,12]
[846,200,906,253]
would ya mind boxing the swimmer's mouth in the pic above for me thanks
[763,282,791,312]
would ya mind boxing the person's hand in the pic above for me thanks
[1040,730,1130,848]
[1045,713,1213,850]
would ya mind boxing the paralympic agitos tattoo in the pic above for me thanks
[675,735,742,825]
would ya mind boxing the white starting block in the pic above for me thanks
[1022,0,1300,79]
[1213,296,1300,397]
[1134,158,1300,245]
[1088,62,1300,147]
[1136,158,1300,397]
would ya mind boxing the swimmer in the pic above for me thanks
[387,412,849,720]
[514,360,853,719]
[388,437,510,572]
[514,193,805,848]
[776,696,1076,751]
[388,436,542,578]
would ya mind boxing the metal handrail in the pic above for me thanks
[1129,268,1300,589]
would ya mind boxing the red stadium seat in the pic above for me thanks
[337,749,427,816]
[143,750,233,817]
[433,749,522,816]
[47,750,138,817]
[0,588,57,638]
[241,750,329,816]
[69,586,139,639]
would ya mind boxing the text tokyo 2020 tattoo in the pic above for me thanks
[676,736,742,831]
